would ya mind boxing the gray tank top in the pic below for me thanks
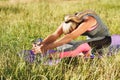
[81,14,110,38]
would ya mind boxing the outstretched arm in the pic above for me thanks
[41,23,63,45]
[45,16,97,50]
[33,23,64,54]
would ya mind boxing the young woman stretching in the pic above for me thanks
[33,10,111,58]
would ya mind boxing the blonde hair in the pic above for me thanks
[65,10,97,23]
[63,10,97,34]
[62,21,77,34]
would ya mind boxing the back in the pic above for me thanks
[81,13,110,38]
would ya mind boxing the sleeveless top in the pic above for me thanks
[81,14,110,38]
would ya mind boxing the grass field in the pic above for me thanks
[0,0,120,80]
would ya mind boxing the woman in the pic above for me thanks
[33,10,111,57]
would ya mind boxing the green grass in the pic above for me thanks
[0,0,120,80]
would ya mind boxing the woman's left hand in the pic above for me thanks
[32,44,41,54]
[39,44,48,54]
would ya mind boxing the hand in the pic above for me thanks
[39,44,48,54]
[32,41,43,54]
[32,44,41,54]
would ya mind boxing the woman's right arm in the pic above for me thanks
[32,23,64,54]
[42,23,64,45]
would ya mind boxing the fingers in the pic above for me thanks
[33,45,47,54]
[39,44,47,54]
[32,45,41,54]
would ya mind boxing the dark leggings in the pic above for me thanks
[59,36,111,55]
[88,36,111,50]
[68,36,111,49]
[68,36,111,54]
[88,36,111,54]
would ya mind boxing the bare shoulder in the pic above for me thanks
[83,15,96,22]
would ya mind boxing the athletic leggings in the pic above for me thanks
[88,36,112,56]
[66,36,111,50]
[59,36,111,58]
[88,36,111,52]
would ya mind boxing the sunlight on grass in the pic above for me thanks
[0,0,120,80]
